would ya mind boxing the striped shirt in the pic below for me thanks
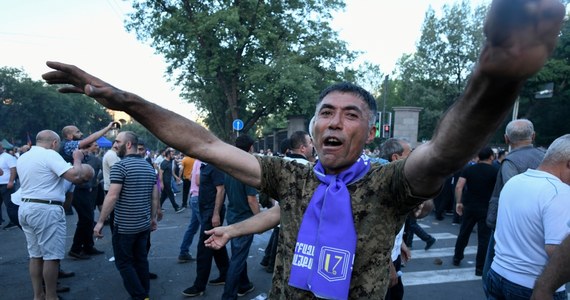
[110,154,156,234]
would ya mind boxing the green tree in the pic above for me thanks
[126,0,354,141]
[0,67,112,144]
[393,1,486,140]
[122,122,167,151]
[511,17,570,146]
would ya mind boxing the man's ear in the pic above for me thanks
[366,126,376,144]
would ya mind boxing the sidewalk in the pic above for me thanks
[0,197,273,300]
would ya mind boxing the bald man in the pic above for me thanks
[17,130,93,300]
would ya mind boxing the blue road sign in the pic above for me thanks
[233,119,244,131]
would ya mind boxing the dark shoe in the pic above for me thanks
[3,222,18,230]
[68,250,90,260]
[435,214,444,221]
[56,284,70,293]
[208,277,225,286]
[149,272,158,279]
[83,248,104,255]
[58,269,75,278]
[475,269,483,276]
[178,253,194,263]
[259,258,269,267]
[425,238,436,251]
[175,207,186,213]
[65,209,73,216]
[237,284,255,297]
[182,286,205,297]
[452,258,460,266]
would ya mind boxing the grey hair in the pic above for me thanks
[542,134,570,166]
[379,138,409,162]
[506,119,534,142]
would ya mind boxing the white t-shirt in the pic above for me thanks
[16,146,72,202]
[391,225,405,262]
[102,149,120,191]
[0,151,17,184]
[492,169,570,291]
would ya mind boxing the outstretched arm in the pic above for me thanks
[78,122,113,149]
[42,63,261,188]
[404,0,565,197]
[204,204,280,250]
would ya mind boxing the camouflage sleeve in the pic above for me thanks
[387,159,441,215]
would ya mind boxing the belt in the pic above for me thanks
[22,198,63,206]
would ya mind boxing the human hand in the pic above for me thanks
[401,244,412,263]
[388,263,398,287]
[6,181,13,189]
[151,219,158,231]
[211,214,221,227]
[93,222,104,239]
[72,149,85,162]
[157,210,163,222]
[204,227,231,250]
[479,0,564,79]
[42,62,127,111]
[456,203,464,216]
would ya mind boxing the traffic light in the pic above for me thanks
[382,124,390,138]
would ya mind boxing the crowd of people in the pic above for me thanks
[2,0,570,299]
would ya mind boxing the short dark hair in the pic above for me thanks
[279,138,291,154]
[289,131,309,150]
[235,135,254,152]
[478,146,494,161]
[122,131,139,147]
[317,82,377,127]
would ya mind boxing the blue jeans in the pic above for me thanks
[486,268,567,300]
[179,196,200,255]
[222,233,254,300]
[482,231,496,296]
[112,228,151,300]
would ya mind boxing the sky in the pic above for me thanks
[0,0,489,121]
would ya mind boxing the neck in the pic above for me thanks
[510,140,532,149]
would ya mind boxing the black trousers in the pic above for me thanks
[193,207,229,290]
[453,205,491,271]
[70,187,96,252]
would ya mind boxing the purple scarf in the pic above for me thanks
[289,154,370,300]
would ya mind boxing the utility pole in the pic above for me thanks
[382,75,389,139]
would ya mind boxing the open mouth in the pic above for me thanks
[324,137,342,147]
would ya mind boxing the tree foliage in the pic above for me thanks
[514,17,570,146]
[125,0,355,141]
[392,1,486,140]
[0,67,112,145]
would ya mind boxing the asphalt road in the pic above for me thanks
[1,193,567,299]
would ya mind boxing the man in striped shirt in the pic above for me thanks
[94,131,159,300]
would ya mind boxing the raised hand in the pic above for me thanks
[479,0,565,79]
[42,61,126,111]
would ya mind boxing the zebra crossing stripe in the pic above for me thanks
[411,246,476,259]
[412,232,457,241]
[403,267,480,286]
